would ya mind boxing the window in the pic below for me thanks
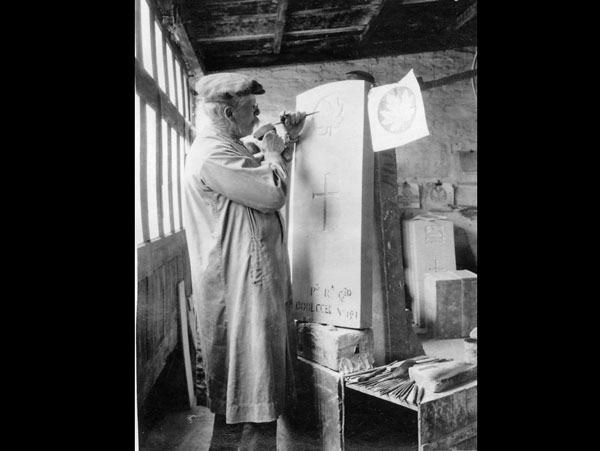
[135,0,194,245]
[140,0,153,78]
[171,127,180,232]
[154,21,166,93]
[135,93,143,245]
[161,119,171,235]
[166,44,176,106]
[146,104,159,239]
[176,61,185,117]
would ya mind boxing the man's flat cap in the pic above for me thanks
[195,73,265,102]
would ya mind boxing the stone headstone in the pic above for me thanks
[403,217,456,326]
[290,80,374,328]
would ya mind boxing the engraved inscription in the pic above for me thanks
[300,282,356,319]
[425,224,445,243]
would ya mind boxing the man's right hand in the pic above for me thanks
[261,131,285,161]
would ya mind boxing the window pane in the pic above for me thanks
[166,44,176,105]
[171,129,180,231]
[154,21,166,93]
[140,0,154,78]
[176,61,184,116]
[135,92,143,245]
[161,119,171,235]
[179,134,186,229]
[181,69,187,120]
[146,104,159,239]
[184,77,190,121]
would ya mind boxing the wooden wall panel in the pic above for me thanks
[136,242,191,406]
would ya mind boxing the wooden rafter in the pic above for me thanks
[155,0,206,79]
[417,68,477,91]
[357,0,392,49]
[175,0,477,72]
[453,0,477,30]
[196,26,364,44]
[273,0,289,55]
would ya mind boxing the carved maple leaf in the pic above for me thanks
[315,96,344,136]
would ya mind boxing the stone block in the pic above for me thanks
[296,322,374,374]
[295,356,344,451]
[423,270,477,338]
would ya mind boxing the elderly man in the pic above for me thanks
[183,72,306,450]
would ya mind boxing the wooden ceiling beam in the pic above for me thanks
[452,0,477,30]
[195,26,364,44]
[401,0,449,4]
[357,0,393,49]
[203,39,474,72]
[273,0,289,55]
[154,0,205,78]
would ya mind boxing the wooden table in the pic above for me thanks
[296,356,477,450]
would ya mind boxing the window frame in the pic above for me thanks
[135,0,195,263]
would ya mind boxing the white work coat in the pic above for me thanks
[182,125,296,423]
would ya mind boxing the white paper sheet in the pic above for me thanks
[367,69,429,151]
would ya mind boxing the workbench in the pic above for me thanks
[296,356,477,450]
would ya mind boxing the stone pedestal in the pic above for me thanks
[296,322,374,374]
[295,356,345,451]
[423,270,477,338]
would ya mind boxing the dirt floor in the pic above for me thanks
[138,396,419,451]
[137,338,466,451]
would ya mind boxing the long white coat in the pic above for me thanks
[182,125,296,424]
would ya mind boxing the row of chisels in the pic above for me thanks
[344,355,452,406]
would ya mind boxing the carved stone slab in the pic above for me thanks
[290,80,374,328]
[422,182,455,211]
[403,218,456,326]
[398,181,421,209]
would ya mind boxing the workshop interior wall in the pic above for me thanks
[233,48,478,272]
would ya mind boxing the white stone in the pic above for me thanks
[289,80,374,328]
[403,217,456,326]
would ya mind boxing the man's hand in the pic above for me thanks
[281,111,307,141]
[261,130,285,161]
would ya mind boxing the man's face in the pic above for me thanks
[232,95,260,137]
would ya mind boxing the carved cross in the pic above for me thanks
[313,173,340,231]
[427,259,445,272]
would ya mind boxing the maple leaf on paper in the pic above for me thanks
[377,87,417,134]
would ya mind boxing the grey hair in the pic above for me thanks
[197,96,249,132]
